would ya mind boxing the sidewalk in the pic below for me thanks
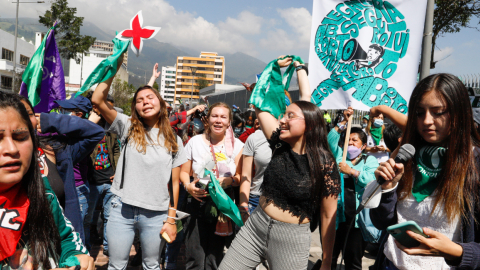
[90,228,376,270]
[308,228,376,270]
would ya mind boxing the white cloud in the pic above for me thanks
[0,1,312,62]
[259,29,295,51]
[277,7,312,45]
[218,11,263,35]
[260,7,312,52]
[434,46,455,68]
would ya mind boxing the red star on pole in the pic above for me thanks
[116,11,161,57]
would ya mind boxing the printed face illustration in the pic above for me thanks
[367,48,381,61]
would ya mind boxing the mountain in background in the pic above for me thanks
[1,18,268,88]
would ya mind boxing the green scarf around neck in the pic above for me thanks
[248,55,304,119]
[369,126,383,146]
[412,146,447,202]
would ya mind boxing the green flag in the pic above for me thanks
[20,25,56,107]
[75,37,130,97]
[248,55,304,119]
[205,169,244,227]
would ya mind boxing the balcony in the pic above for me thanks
[0,59,26,73]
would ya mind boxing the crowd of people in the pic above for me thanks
[2,55,480,270]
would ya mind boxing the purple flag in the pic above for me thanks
[20,28,65,113]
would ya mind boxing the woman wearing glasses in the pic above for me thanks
[220,57,340,270]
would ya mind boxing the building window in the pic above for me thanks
[1,76,13,90]
[2,48,14,62]
[20,55,30,65]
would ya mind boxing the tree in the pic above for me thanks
[111,78,136,116]
[39,0,96,64]
[431,0,480,68]
[196,73,210,90]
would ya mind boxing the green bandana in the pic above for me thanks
[248,55,304,119]
[205,169,244,227]
[412,146,447,202]
[369,126,383,146]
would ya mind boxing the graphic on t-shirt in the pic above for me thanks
[37,148,48,177]
[215,152,227,162]
[95,139,111,170]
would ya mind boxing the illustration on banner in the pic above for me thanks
[312,0,409,114]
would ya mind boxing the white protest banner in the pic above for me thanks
[308,0,427,114]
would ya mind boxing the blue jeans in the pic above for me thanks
[107,196,167,270]
[76,184,90,222]
[84,183,114,251]
[248,194,260,214]
[165,187,186,270]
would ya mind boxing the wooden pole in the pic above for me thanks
[341,115,353,163]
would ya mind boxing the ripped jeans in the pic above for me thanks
[106,195,167,270]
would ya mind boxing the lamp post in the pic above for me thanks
[12,1,45,92]
[189,66,198,106]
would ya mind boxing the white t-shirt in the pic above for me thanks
[108,113,187,211]
[185,135,244,185]
[364,130,390,163]
[384,192,461,270]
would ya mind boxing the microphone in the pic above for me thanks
[357,144,415,212]
[376,144,416,185]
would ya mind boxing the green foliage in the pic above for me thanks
[111,78,136,116]
[153,81,159,90]
[39,0,96,64]
[432,0,480,68]
[196,73,210,90]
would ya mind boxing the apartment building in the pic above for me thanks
[0,29,35,92]
[160,65,176,104]
[61,39,129,95]
[174,52,225,105]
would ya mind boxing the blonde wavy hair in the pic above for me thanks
[128,86,178,154]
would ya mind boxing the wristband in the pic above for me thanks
[295,65,309,75]
[163,220,176,225]
[167,216,176,220]
[337,123,346,131]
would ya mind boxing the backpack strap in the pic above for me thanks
[168,150,176,208]
[119,132,131,189]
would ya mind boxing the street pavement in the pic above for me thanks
[91,228,376,270]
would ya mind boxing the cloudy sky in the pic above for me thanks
[0,0,478,77]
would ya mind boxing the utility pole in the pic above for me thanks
[419,0,434,80]
[12,0,19,92]
[12,1,45,92]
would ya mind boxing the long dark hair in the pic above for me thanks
[398,73,480,223]
[293,101,337,207]
[0,92,61,268]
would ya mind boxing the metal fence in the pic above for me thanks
[459,74,480,88]
[205,88,369,126]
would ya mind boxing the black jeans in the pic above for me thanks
[331,176,367,270]
[184,197,227,270]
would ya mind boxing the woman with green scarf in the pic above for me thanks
[370,73,480,269]
[364,113,390,163]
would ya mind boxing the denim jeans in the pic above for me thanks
[107,195,167,270]
[84,183,114,251]
[76,184,90,222]
[248,194,260,215]
[165,187,187,270]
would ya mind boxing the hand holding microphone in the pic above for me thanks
[375,144,415,190]
[375,159,405,190]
